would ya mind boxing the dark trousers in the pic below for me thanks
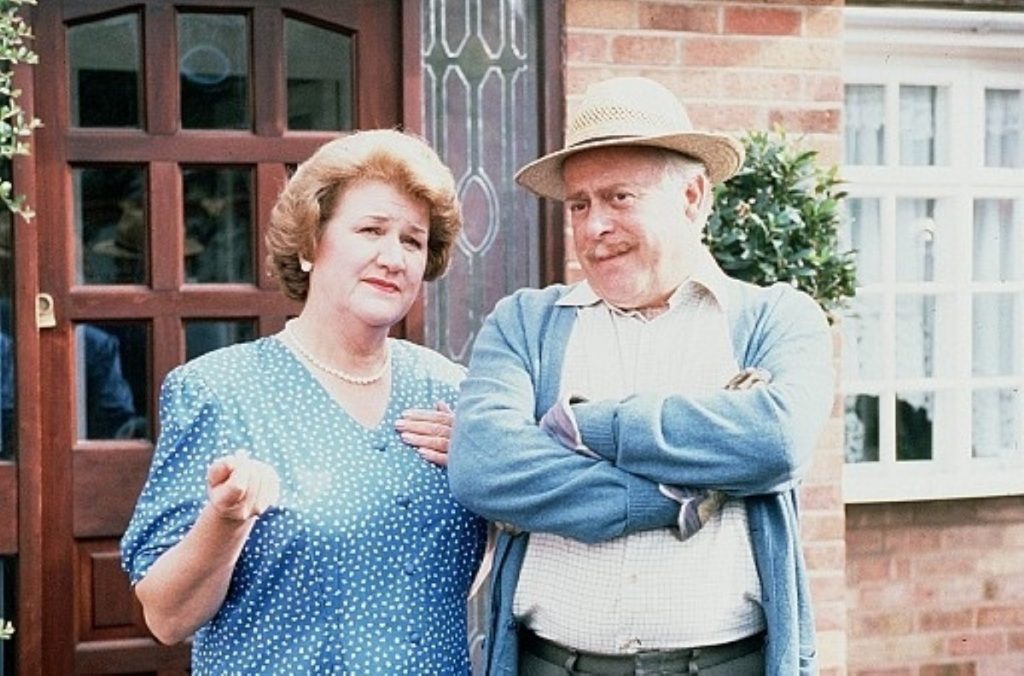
[518,630,765,676]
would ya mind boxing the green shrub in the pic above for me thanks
[705,128,856,316]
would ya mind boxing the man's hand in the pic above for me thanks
[724,366,772,391]
[397,401,454,467]
[539,397,599,458]
[206,450,280,521]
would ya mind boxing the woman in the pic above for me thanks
[121,130,486,674]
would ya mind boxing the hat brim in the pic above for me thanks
[515,132,745,200]
[93,238,204,258]
[92,240,141,259]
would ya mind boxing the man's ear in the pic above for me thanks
[683,173,708,221]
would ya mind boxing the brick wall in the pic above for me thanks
[563,2,848,674]
[846,498,1024,675]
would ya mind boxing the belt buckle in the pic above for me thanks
[633,648,693,675]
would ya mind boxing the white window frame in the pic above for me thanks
[842,7,1024,503]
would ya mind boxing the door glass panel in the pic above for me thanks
[75,166,147,285]
[185,319,257,361]
[421,0,543,364]
[179,13,250,130]
[285,18,353,131]
[74,322,150,440]
[844,84,885,165]
[972,388,1020,459]
[0,210,12,460]
[67,13,142,128]
[985,88,1021,168]
[183,167,253,283]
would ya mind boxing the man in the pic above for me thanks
[449,77,833,675]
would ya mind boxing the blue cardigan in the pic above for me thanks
[449,269,833,675]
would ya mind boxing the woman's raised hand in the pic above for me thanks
[206,449,281,521]
[397,401,455,467]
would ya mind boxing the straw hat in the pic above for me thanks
[515,77,745,200]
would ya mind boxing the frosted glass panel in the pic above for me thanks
[421,0,543,364]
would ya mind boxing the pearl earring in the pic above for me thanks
[299,257,313,273]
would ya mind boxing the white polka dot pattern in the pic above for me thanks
[121,337,486,674]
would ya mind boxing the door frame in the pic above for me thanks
[9,1,564,672]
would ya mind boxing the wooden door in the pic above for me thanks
[29,1,404,672]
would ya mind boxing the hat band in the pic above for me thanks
[568,133,642,148]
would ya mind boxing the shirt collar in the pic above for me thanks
[555,246,732,313]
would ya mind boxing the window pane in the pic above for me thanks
[183,167,253,283]
[895,294,935,379]
[286,19,353,131]
[75,167,148,285]
[68,13,141,128]
[896,390,933,461]
[842,293,883,381]
[185,320,257,361]
[972,388,1020,459]
[0,209,11,460]
[75,322,150,440]
[844,197,882,284]
[844,84,885,165]
[972,293,1017,377]
[900,85,948,166]
[179,13,249,130]
[985,88,1021,168]
[973,199,1019,282]
[895,198,936,282]
[845,394,879,463]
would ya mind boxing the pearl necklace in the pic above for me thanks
[284,321,390,386]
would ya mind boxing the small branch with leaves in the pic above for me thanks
[0,0,40,220]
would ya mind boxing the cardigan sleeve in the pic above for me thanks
[572,286,833,496]
[448,292,679,544]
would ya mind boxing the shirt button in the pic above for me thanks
[408,630,422,644]
[403,562,416,576]
[376,443,387,453]
[396,495,411,507]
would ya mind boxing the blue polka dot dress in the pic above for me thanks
[121,336,486,675]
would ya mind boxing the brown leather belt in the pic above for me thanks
[520,629,765,674]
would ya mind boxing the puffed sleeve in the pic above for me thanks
[120,366,244,584]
